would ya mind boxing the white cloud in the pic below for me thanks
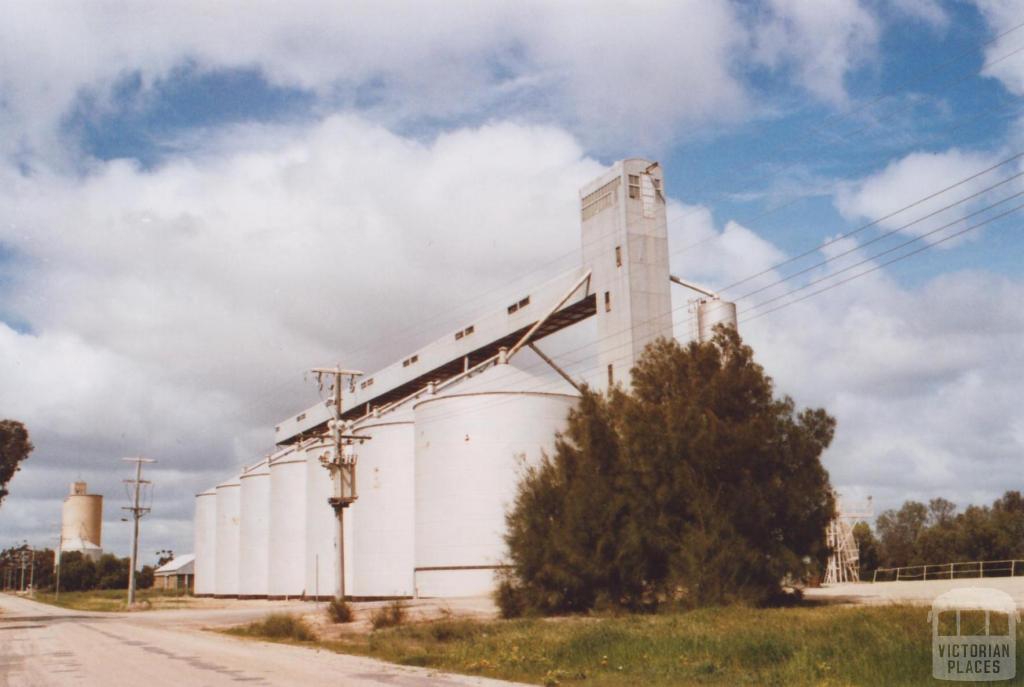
[752,0,880,105]
[834,148,1022,245]
[974,0,1024,95]
[0,117,604,556]
[0,1,892,165]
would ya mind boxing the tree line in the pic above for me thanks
[0,545,162,592]
[854,491,1024,575]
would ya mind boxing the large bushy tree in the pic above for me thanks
[0,420,33,507]
[502,328,836,613]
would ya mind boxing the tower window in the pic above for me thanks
[604,291,611,312]
[615,245,622,267]
[607,364,614,386]
[628,174,641,199]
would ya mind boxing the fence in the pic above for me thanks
[872,559,1024,583]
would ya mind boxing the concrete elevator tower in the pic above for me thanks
[579,159,673,391]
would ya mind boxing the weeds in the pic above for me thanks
[326,598,353,623]
[229,613,314,642]
[370,600,406,630]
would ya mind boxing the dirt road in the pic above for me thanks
[0,594,523,687]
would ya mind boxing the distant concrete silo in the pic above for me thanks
[61,482,103,561]
[193,489,218,596]
[238,459,270,598]
[305,438,343,600]
[268,446,307,598]
[696,298,738,343]
[214,476,241,597]
[349,405,415,598]
[414,363,578,597]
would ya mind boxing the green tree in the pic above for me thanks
[95,554,129,589]
[875,501,928,567]
[58,551,97,591]
[852,521,880,578]
[0,420,34,506]
[138,564,155,589]
[503,328,836,613]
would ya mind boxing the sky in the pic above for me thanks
[1,0,1023,563]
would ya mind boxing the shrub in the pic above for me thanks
[494,570,526,619]
[370,600,406,630]
[326,598,353,623]
[240,613,314,641]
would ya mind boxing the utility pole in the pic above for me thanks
[310,365,366,600]
[54,530,62,600]
[19,542,27,592]
[122,457,155,605]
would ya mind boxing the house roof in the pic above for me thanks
[155,553,195,575]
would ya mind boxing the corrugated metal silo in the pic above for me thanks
[305,438,342,599]
[414,363,578,597]
[238,459,270,598]
[697,299,738,343]
[350,405,415,598]
[268,445,307,598]
[214,476,241,597]
[193,489,218,596]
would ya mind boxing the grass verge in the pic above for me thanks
[310,604,1023,686]
[31,589,193,612]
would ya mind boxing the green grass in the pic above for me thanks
[31,588,193,612]
[315,604,1024,686]
[225,613,315,642]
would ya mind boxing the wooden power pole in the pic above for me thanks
[122,457,155,605]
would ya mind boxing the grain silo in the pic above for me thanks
[349,404,415,598]
[268,445,307,598]
[61,482,103,561]
[192,489,218,596]
[214,476,241,597]
[238,459,270,598]
[196,158,734,600]
[413,362,578,597]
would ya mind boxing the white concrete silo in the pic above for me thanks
[214,476,241,597]
[349,405,415,598]
[61,482,103,561]
[268,446,307,598]
[414,362,579,597]
[238,459,270,598]
[193,489,218,596]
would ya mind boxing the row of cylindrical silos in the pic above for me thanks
[194,361,578,598]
